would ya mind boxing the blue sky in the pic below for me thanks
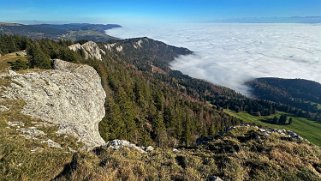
[0,0,321,24]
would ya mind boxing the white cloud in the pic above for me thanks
[106,23,321,95]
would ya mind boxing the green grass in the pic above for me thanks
[0,55,78,180]
[224,109,321,146]
[0,100,73,180]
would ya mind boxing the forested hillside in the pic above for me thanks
[101,38,321,122]
[0,35,242,147]
[247,78,321,121]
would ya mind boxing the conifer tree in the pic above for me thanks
[27,43,51,69]
[153,112,168,147]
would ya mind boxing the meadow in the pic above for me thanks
[225,109,321,146]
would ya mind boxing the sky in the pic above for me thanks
[0,0,321,24]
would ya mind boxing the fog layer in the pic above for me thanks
[107,23,321,95]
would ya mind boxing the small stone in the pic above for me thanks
[7,121,24,127]
[42,139,62,149]
[105,140,146,153]
[8,70,17,76]
[173,148,180,153]
[0,105,9,112]
[30,147,42,153]
[146,146,154,152]
[208,176,224,181]
[20,127,46,138]
[68,147,77,153]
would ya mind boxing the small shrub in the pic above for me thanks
[9,59,29,70]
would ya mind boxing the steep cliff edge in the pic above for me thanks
[2,59,106,149]
[69,41,106,60]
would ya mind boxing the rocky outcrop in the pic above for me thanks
[228,124,305,141]
[95,140,155,153]
[68,41,105,60]
[105,140,146,153]
[2,59,106,149]
[133,39,144,49]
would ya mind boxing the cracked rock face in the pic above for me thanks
[3,59,106,149]
[68,41,105,61]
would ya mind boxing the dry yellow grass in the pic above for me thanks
[0,51,28,72]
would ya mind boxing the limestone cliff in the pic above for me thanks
[68,41,105,60]
[2,59,106,149]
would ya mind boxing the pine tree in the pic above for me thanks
[117,88,138,142]
[27,43,51,69]
[183,112,192,146]
[153,112,167,147]
[279,115,288,125]
[153,90,164,112]
[99,97,125,141]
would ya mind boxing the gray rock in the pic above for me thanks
[146,146,154,152]
[8,70,17,76]
[30,147,43,153]
[32,121,53,128]
[104,43,116,51]
[3,59,106,149]
[133,39,144,49]
[7,121,24,127]
[105,140,146,153]
[15,50,27,57]
[20,127,46,139]
[69,41,105,61]
[173,148,180,153]
[68,147,77,153]
[208,176,224,181]
[0,105,9,112]
[116,46,123,52]
[42,139,62,149]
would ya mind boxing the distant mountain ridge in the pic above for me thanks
[213,16,321,23]
[0,23,121,41]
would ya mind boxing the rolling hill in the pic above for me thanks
[247,78,321,121]
[0,23,120,42]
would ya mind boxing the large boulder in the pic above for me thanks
[3,59,106,149]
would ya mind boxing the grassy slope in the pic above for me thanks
[64,126,321,181]
[0,52,28,72]
[225,109,321,146]
[0,53,77,180]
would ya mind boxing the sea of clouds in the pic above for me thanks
[106,23,321,95]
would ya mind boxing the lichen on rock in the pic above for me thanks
[2,59,106,149]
